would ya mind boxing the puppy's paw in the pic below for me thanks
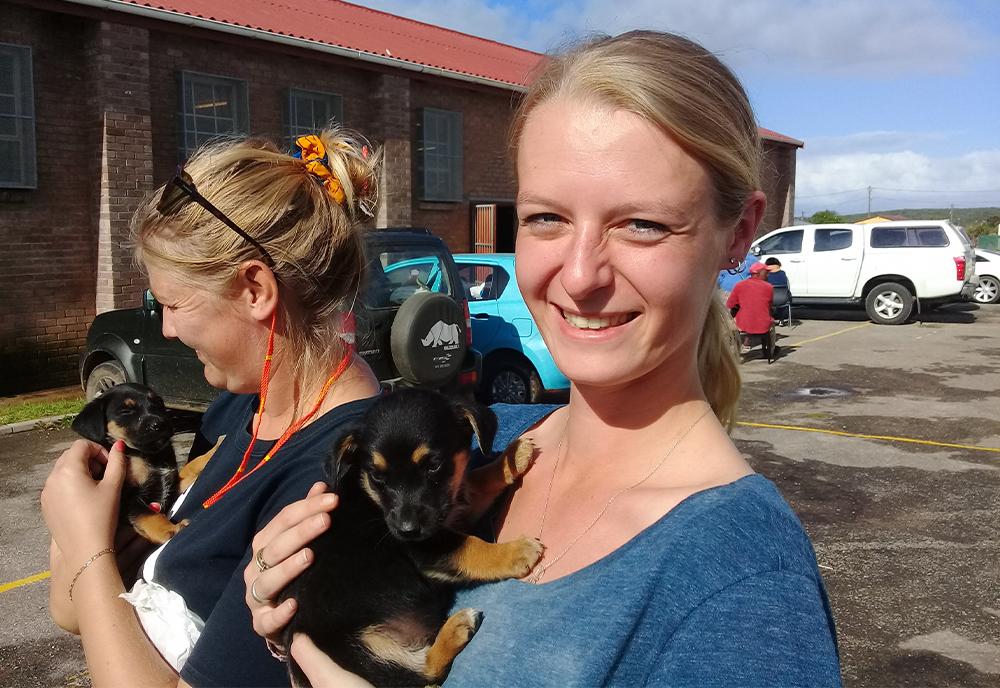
[450,608,484,644]
[504,536,545,578]
[135,514,187,544]
[502,438,537,484]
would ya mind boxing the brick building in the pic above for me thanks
[0,0,802,394]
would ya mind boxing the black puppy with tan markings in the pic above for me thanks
[71,383,214,544]
[280,388,541,687]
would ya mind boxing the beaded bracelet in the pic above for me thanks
[68,547,115,602]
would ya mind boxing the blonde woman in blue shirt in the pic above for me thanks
[246,30,841,687]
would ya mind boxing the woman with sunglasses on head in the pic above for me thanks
[246,31,841,687]
[41,129,383,687]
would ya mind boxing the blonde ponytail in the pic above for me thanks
[698,292,742,430]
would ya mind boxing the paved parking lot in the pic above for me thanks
[1,301,998,687]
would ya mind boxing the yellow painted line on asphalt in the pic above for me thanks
[0,569,50,593]
[784,322,873,348]
[737,421,1000,454]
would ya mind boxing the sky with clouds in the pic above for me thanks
[358,0,1000,218]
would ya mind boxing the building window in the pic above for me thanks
[287,89,343,143]
[419,108,462,202]
[178,71,248,158]
[0,43,36,188]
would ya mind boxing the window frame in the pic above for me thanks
[0,42,37,189]
[286,88,343,144]
[419,107,463,202]
[178,71,249,159]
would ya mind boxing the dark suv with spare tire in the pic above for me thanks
[79,228,481,410]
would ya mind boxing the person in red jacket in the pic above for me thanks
[726,262,775,350]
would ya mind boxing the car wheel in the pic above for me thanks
[974,276,1000,304]
[865,282,914,325]
[85,360,127,401]
[484,357,542,404]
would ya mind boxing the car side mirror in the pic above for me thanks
[751,245,762,256]
[143,289,160,313]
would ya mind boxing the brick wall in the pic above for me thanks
[90,21,151,313]
[409,80,518,252]
[146,28,377,185]
[0,7,96,394]
[761,141,798,234]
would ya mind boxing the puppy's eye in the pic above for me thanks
[427,457,443,474]
[368,469,386,485]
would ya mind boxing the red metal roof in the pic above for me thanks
[759,127,804,148]
[78,0,802,144]
[101,0,543,87]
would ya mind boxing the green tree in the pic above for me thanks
[967,216,1000,243]
[808,209,844,224]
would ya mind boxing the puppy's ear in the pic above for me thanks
[326,430,361,489]
[452,399,498,457]
[71,398,109,445]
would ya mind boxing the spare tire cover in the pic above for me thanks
[390,291,467,386]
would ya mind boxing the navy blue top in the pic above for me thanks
[446,404,841,687]
[767,269,791,290]
[152,392,375,688]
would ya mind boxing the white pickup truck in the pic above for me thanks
[750,220,976,324]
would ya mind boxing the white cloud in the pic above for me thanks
[795,149,1000,215]
[356,0,987,76]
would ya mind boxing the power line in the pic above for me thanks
[797,186,1000,200]
[870,187,1000,194]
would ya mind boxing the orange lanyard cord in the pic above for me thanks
[203,313,352,509]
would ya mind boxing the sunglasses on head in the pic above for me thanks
[157,165,276,268]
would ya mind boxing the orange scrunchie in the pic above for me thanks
[294,135,347,207]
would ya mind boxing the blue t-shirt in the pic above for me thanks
[152,392,376,688]
[446,404,841,687]
[717,255,760,292]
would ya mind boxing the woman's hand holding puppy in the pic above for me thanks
[242,482,375,687]
[42,439,125,562]
[43,439,130,633]
[243,482,337,641]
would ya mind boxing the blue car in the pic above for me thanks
[454,254,569,404]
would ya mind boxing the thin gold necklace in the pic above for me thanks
[528,406,713,583]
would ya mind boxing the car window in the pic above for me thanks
[364,250,452,307]
[814,228,853,252]
[975,255,988,263]
[458,263,511,301]
[757,229,803,254]
[911,228,948,247]
[870,227,907,248]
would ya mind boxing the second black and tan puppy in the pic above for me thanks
[281,388,541,687]
[71,383,213,544]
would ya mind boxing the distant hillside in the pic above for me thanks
[839,207,1000,227]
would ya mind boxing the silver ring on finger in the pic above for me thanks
[255,547,272,572]
[250,577,271,605]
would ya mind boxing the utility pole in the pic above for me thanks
[867,186,872,214]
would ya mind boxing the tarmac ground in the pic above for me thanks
[1,300,998,687]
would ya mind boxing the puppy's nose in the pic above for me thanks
[395,518,421,539]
